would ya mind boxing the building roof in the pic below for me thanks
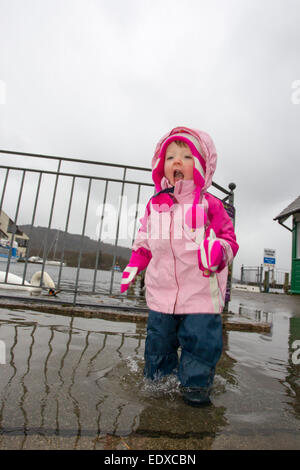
[274,195,300,222]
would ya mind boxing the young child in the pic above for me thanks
[120,126,239,407]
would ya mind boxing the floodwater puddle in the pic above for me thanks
[0,304,299,450]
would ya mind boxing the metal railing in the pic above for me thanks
[0,149,236,308]
[240,265,264,290]
[240,264,291,291]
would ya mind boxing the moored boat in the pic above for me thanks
[0,239,19,263]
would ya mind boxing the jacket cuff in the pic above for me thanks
[128,247,152,273]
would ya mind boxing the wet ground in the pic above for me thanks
[0,289,299,450]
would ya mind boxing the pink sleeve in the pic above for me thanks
[206,194,239,266]
[129,201,152,272]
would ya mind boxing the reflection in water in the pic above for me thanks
[0,313,142,446]
[238,304,272,324]
[0,309,234,449]
[0,306,299,450]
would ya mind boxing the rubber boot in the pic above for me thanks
[181,386,212,407]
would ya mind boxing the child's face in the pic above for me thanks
[164,141,194,186]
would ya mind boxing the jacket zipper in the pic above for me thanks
[169,209,179,313]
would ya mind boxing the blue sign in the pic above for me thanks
[264,257,275,265]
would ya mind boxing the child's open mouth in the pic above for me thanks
[174,170,184,181]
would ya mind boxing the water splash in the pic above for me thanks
[125,356,140,373]
[141,374,181,400]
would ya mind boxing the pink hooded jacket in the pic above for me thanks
[122,126,238,314]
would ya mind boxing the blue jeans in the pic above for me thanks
[144,311,223,391]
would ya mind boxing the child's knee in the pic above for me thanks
[146,310,179,354]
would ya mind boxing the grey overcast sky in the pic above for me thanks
[1,0,300,278]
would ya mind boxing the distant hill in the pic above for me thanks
[19,225,132,270]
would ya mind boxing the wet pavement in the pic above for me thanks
[0,289,299,450]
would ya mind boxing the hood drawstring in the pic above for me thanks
[152,187,175,198]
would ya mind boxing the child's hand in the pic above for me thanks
[120,248,152,293]
[198,229,225,277]
[120,265,138,293]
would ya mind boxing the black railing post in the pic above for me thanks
[224,182,236,313]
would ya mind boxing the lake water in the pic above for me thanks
[0,261,144,308]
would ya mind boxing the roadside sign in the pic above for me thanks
[264,248,276,266]
[264,257,275,265]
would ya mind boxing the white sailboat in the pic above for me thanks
[28,230,66,267]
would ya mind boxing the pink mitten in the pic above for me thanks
[198,229,225,277]
[120,248,152,293]
[120,265,139,293]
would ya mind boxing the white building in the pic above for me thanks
[0,209,29,258]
